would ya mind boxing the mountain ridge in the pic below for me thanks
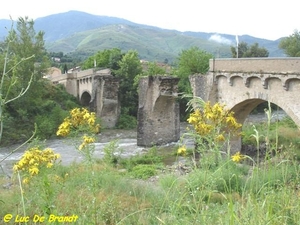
[0,10,285,62]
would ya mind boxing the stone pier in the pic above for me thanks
[90,75,120,128]
[137,76,180,146]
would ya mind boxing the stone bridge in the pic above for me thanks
[48,58,300,151]
[190,57,300,151]
[49,68,120,128]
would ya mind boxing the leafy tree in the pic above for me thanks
[143,61,166,76]
[63,64,68,73]
[176,46,212,93]
[231,42,269,58]
[231,42,248,58]
[82,48,123,72]
[279,30,300,57]
[175,46,213,120]
[133,61,168,87]
[3,17,50,118]
[115,50,142,117]
[0,18,79,144]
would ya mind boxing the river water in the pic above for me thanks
[0,110,288,177]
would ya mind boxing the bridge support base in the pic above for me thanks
[137,76,180,147]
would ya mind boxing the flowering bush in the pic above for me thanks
[56,107,101,163]
[56,108,100,137]
[178,100,242,165]
[13,147,60,184]
[79,135,96,150]
[187,101,242,141]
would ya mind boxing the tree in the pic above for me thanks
[81,48,123,72]
[231,42,269,58]
[176,46,212,94]
[279,30,300,57]
[115,50,142,117]
[0,18,80,145]
[0,17,70,144]
[231,42,248,58]
[63,64,68,74]
[143,61,166,76]
[175,46,213,120]
[4,17,50,117]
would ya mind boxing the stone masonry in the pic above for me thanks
[137,76,180,146]
[90,75,120,128]
[190,57,300,152]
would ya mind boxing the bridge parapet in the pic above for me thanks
[210,58,300,74]
[215,72,300,91]
[137,76,180,146]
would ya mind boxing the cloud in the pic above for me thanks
[209,34,232,45]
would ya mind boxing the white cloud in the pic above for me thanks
[209,34,232,45]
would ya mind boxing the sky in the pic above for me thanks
[0,0,299,41]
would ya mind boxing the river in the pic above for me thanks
[0,110,288,177]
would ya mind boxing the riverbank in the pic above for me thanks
[0,110,288,177]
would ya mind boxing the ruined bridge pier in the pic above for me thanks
[89,75,120,128]
[137,76,180,146]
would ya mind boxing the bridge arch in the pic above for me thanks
[229,98,295,125]
[190,58,300,152]
[217,75,300,127]
[80,91,92,106]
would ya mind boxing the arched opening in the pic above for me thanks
[81,91,91,106]
[231,99,300,160]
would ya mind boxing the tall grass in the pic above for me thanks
[1,102,300,224]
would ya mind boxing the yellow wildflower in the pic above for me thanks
[22,177,29,184]
[13,147,60,180]
[29,158,35,165]
[57,108,101,137]
[177,145,187,156]
[79,135,95,150]
[54,153,61,159]
[13,164,20,172]
[83,135,95,144]
[29,166,39,175]
[231,152,246,163]
[216,134,225,142]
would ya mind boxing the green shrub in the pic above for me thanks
[116,113,137,129]
[35,101,69,139]
[103,140,121,165]
[129,164,158,179]
[119,147,162,170]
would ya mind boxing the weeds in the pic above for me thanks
[1,98,300,224]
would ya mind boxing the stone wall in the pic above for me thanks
[90,75,120,128]
[137,76,180,146]
[190,58,300,153]
[189,74,217,103]
[210,58,300,74]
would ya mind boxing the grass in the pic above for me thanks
[1,114,300,224]
[1,148,300,224]
[242,116,300,160]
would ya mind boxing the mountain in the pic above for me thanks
[0,19,14,40]
[34,11,141,42]
[0,10,285,62]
